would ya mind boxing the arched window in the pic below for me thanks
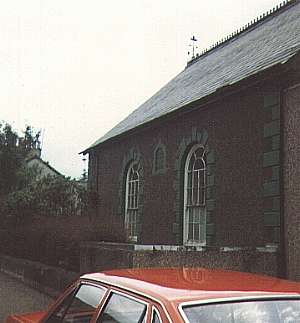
[154,147,164,171]
[125,162,140,241]
[183,145,206,245]
[153,145,166,174]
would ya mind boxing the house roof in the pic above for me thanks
[85,0,300,153]
[26,156,62,177]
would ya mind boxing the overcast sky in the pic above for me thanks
[1,0,281,178]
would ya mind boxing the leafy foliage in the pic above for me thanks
[4,174,88,221]
[0,122,126,271]
[0,121,89,221]
[0,122,40,195]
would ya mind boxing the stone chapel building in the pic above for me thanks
[83,0,300,280]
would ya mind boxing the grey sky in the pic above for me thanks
[1,0,280,178]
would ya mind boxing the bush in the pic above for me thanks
[3,175,88,221]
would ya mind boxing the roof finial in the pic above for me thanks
[188,35,198,60]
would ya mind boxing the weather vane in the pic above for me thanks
[82,156,87,180]
[188,35,198,59]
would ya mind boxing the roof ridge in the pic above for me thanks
[83,0,300,152]
[26,155,63,176]
[186,0,299,68]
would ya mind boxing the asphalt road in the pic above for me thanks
[0,272,53,322]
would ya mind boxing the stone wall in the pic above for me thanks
[80,242,279,278]
[0,254,78,297]
[283,82,300,281]
[88,81,278,248]
[80,242,134,273]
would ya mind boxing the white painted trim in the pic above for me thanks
[256,244,278,253]
[151,306,163,323]
[183,144,207,246]
[132,244,279,252]
[133,244,205,251]
[125,161,139,241]
[220,247,243,252]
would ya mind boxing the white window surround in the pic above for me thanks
[183,144,207,246]
[125,162,139,242]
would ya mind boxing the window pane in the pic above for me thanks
[152,310,162,323]
[188,169,205,206]
[277,301,300,322]
[194,158,204,170]
[185,146,206,244]
[188,219,193,241]
[184,302,232,322]
[182,300,300,323]
[132,171,138,181]
[194,223,200,241]
[46,290,75,323]
[188,154,195,170]
[234,301,276,323]
[187,207,204,243]
[195,147,204,158]
[126,163,140,238]
[187,171,192,189]
[63,285,105,323]
[97,293,147,323]
[187,188,192,205]
[48,284,105,323]
[73,285,105,309]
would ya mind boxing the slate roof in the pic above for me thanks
[86,0,300,152]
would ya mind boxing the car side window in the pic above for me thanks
[47,284,106,323]
[151,308,162,323]
[97,292,147,323]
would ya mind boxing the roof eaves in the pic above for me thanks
[82,50,299,154]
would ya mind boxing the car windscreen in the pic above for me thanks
[182,299,300,323]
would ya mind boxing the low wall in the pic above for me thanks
[80,242,134,273]
[0,254,79,297]
[80,242,279,277]
[0,243,280,299]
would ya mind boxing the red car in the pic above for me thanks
[6,267,300,322]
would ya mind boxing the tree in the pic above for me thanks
[0,121,89,223]
[0,122,40,196]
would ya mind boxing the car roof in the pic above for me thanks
[81,267,300,304]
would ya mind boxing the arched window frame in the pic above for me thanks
[125,161,140,242]
[153,143,166,175]
[183,144,207,246]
